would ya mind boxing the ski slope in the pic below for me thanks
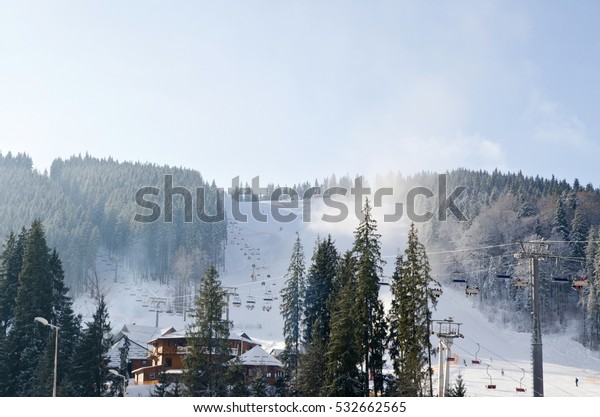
[74,198,600,396]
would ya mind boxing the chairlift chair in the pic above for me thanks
[451,263,467,283]
[246,295,256,310]
[572,278,589,291]
[486,365,496,389]
[233,296,242,307]
[516,368,527,392]
[263,290,274,302]
[513,278,528,289]
[465,286,480,296]
[431,287,443,298]
[379,277,390,286]
[471,343,481,364]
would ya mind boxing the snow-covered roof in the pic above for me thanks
[108,324,176,366]
[269,348,284,357]
[149,329,186,343]
[149,329,257,345]
[108,337,152,366]
[237,345,283,367]
[229,333,256,344]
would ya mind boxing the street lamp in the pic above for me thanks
[108,369,127,396]
[34,316,60,397]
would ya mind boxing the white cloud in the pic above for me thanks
[527,89,589,147]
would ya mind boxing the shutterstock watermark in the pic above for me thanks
[133,174,467,224]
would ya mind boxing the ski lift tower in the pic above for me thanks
[149,297,167,327]
[222,286,238,329]
[514,240,549,397]
[432,318,463,397]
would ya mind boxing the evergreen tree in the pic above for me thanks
[280,234,306,384]
[552,198,570,241]
[0,332,7,395]
[6,221,54,396]
[49,249,82,393]
[303,235,338,345]
[352,198,384,396]
[0,229,26,334]
[570,208,587,259]
[152,369,170,397]
[388,223,437,397]
[251,372,268,397]
[183,265,230,396]
[70,297,112,396]
[449,374,467,397]
[586,229,600,349]
[533,217,543,238]
[323,252,362,396]
[114,336,130,396]
[226,358,250,396]
[152,368,181,397]
[370,300,388,397]
[296,332,327,396]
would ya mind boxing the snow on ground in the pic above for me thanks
[73,198,600,396]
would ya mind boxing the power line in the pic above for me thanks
[450,342,531,392]
[383,243,519,259]
[462,336,576,397]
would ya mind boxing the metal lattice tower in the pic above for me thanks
[514,240,549,397]
[432,318,463,397]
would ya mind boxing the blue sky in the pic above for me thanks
[1,1,599,187]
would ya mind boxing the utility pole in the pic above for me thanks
[432,318,463,397]
[514,240,548,397]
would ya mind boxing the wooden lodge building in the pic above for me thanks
[129,327,283,385]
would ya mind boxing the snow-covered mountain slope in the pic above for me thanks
[74,198,600,396]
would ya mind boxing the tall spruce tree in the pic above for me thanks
[388,223,437,396]
[552,198,570,241]
[303,235,338,344]
[352,198,384,396]
[6,221,54,396]
[226,357,250,396]
[280,233,306,385]
[586,228,600,349]
[183,265,230,396]
[0,229,27,334]
[370,300,388,397]
[570,208,587,259]
[323,252,362,396]
[297,235,338,396]
[49,249,82,394]
[70,296,112,396]
[296,329,327,396]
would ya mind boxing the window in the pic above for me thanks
[141,360,147,366]
[165,358,173,367]
[266,372,272,378]
[149,372,155,380]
